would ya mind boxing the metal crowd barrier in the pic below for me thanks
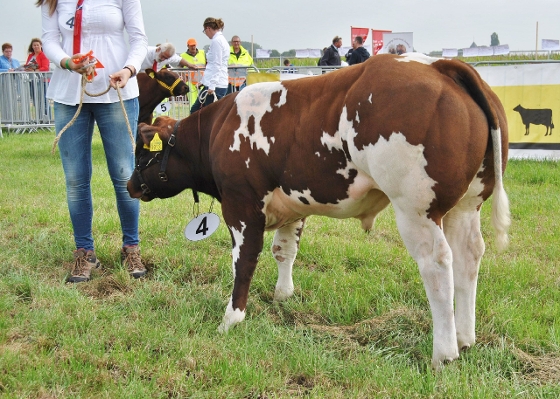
[0,71,54,136]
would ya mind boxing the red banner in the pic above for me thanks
[372,29,392,55]
[351,26,370,43]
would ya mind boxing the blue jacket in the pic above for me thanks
[0,55,21,72]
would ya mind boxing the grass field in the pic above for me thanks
[0,129,559,398]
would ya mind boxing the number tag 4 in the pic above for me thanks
[184,213,220,241]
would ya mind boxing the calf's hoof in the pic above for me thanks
[273,286,294,301]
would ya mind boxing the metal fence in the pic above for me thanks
[0,65,337,138]
[0,71,54,136]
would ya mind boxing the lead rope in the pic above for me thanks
[198,87,218,105]
[52,73,135,154]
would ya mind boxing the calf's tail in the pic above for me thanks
[490,127,511,251]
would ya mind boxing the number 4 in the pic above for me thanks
[66,17,75,29]
[196,216,209,236]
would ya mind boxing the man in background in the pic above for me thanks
[141,42,196,72]
[180,38,206,106]
[347,36,370,66]
[318,36,342,66]
[227,35,253,94]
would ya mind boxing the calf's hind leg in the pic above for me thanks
[443,206,485,352]
[272,219,305,301]
[392,206,459,369]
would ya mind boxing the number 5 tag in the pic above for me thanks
[154,100,169,115]
[184,213,220,241]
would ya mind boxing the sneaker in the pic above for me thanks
[121,246,147,278]
[67,248,100,283]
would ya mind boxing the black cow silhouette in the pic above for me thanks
[513,104,554,136]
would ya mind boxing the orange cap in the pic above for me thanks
[187,38,197,46]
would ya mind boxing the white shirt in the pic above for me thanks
[202,31,229,90]
[140,46,184,71]
[42,0,148,105]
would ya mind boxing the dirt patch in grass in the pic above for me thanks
[513,347,560,385]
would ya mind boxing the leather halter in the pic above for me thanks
[134,121,180,197]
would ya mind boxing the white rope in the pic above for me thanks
[198,87,218,105]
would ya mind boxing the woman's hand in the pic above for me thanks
[109,66,135,89]
[61,53,94,76]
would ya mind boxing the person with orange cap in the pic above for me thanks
[180,38,206,106]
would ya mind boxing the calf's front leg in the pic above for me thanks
[218,218,265,333]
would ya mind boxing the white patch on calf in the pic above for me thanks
[245,158,250,169]
[230,82,287,155]
[229,221,247,279]
[346,131,436,209]
[218,297,246,333]
[397,52,440,65]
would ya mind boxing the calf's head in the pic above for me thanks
[127,116,193,201]
[146,68,188,97]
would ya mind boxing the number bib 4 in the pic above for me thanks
[184,213,220,241]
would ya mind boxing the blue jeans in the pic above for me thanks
[54,99,140,251]
[189,86,227,113]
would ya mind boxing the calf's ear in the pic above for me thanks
[138,124,158,149]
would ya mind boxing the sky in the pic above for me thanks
[3,0,560,62]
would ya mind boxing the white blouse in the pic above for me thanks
[201,31,229,90]
[42,0,148,105]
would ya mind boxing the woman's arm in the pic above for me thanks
[38,52,51,71]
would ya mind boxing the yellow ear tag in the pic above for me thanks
[149,133,163,152]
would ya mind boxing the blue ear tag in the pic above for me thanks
[184,213,220,241]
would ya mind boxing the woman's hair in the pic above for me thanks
[2,43,13,52]
[35,0,58,16]
[28,38,43,54]
[203,17,224,31]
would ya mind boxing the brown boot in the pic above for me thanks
[67,249,100,283]
[121,246,147,278]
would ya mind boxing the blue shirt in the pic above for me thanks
[0,55,21,72]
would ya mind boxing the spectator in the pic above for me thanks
[0,43,21,72]
[190,17,229,113]
[282,59,296,73]
[38,0,149,282]
[318,36,342,66]
[24,38,50,71]
[227,35,253,94]
[180,38,206,106]
[141,43,196,72]
[347,36,370,66]
[345,48,353,63]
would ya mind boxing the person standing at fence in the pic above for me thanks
[190,17,229,113]
[37,0,149,283]
[180,38,206,106]
[318,36,342,66]
[227,35,253,94]
[347,36,370,66]
[24,38,50,71]
[282,59,296,73]
[141,43,196,72]
[0,43,21,72]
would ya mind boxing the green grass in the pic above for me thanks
[0,130,559,398]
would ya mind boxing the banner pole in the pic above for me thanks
[535,21,538,60]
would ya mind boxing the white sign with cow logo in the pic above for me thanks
[184,213,220,241]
